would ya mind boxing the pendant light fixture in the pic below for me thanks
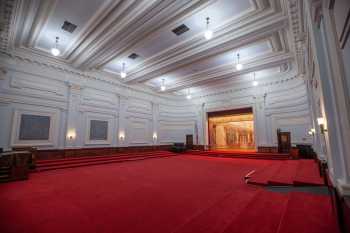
[252,72,258,86]
[186,88,192,99]
[160,79,166,91]
[51,36,60,56]
[204,17,213,40]
[120,63,127,78]
[236,53,243,71]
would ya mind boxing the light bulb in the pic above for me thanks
[120,71,126,78]
[51,47,60,56]
[186,94,192,100]
[161,85,166,91]
[253,81,258,86]
[204,30,213,40]
[236,63,243,71]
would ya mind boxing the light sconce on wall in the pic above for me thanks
[119,132,125,141]
[317,117,327,134]
[204,17,213,40]
[235,53,243,71]
[51,36,61,56]
[153,133,157,141]
[120,63,127,78]
[308,128,316,136]
[67,129,76,140]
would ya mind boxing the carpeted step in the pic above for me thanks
[35,154,174,172]
[173,188,260,233]
[37,151,173,164]
[277,192,340,233]
[223,190,289,233]
[293,160,324,186]
[36,151,174,167]
[268,160,299,186]
[247,162,282,185]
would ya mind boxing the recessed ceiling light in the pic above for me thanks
[51,36,60,56]
[204,17,213,40]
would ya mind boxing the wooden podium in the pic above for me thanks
[277,129,291,154]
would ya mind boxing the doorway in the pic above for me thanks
[208,108,255,151]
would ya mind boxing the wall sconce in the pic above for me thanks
[119,132,125,141]
[153,133,157,141]
[317,117,327,134]
[67,130,76,140]
[308,128,316,136]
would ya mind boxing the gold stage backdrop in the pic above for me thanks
[208,113,255,150]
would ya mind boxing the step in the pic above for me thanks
[35,154,173,172]
[268,161,299,186]
[37,151,173,164]
[247,162,282,185]
[293,160,324,186]
[277,192,340,233]
[36,153,173,168]
[223,190,289,233]
[173,188,260,233]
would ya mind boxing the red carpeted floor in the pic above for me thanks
[247,159,324,186]
[0,155,338,233]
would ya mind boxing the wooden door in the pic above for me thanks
[186,135,193,149]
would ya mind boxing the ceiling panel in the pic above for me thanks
[102,0,253,73]
[35,0,109,55]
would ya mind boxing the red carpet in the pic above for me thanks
[187,150,290,160]
[0,155,337,233]
[278,192,340,233]
[35,151,176,172]
[247,159,324,186]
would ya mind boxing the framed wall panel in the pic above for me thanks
[84,113,114,145]
[10,108,60,147]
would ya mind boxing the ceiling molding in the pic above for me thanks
[161,52,294,93]
[123,13,289,84]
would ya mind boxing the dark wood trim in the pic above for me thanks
[207,107,253,118]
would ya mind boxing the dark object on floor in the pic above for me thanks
[170,143,187,153]
[0,150,31,182]
[296,144,316,159]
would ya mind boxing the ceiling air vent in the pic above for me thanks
[172,24,189,36]
[61,21,77,33]
[128,53,139,59]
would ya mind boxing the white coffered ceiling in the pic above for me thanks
[1,0,303,98]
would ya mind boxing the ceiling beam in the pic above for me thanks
[162,51,294,93]
[123,13,289,84]
[69,0,213,69]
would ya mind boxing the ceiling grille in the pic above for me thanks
[61,21,77,33]
[172,24,189,36]
[128,53,139,59]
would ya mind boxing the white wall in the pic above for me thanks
[0,54,196,150]
[193,71,313,148]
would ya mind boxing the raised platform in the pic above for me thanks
[35,151,177,172]
[186,150,291,160]
[247,159,324,186]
